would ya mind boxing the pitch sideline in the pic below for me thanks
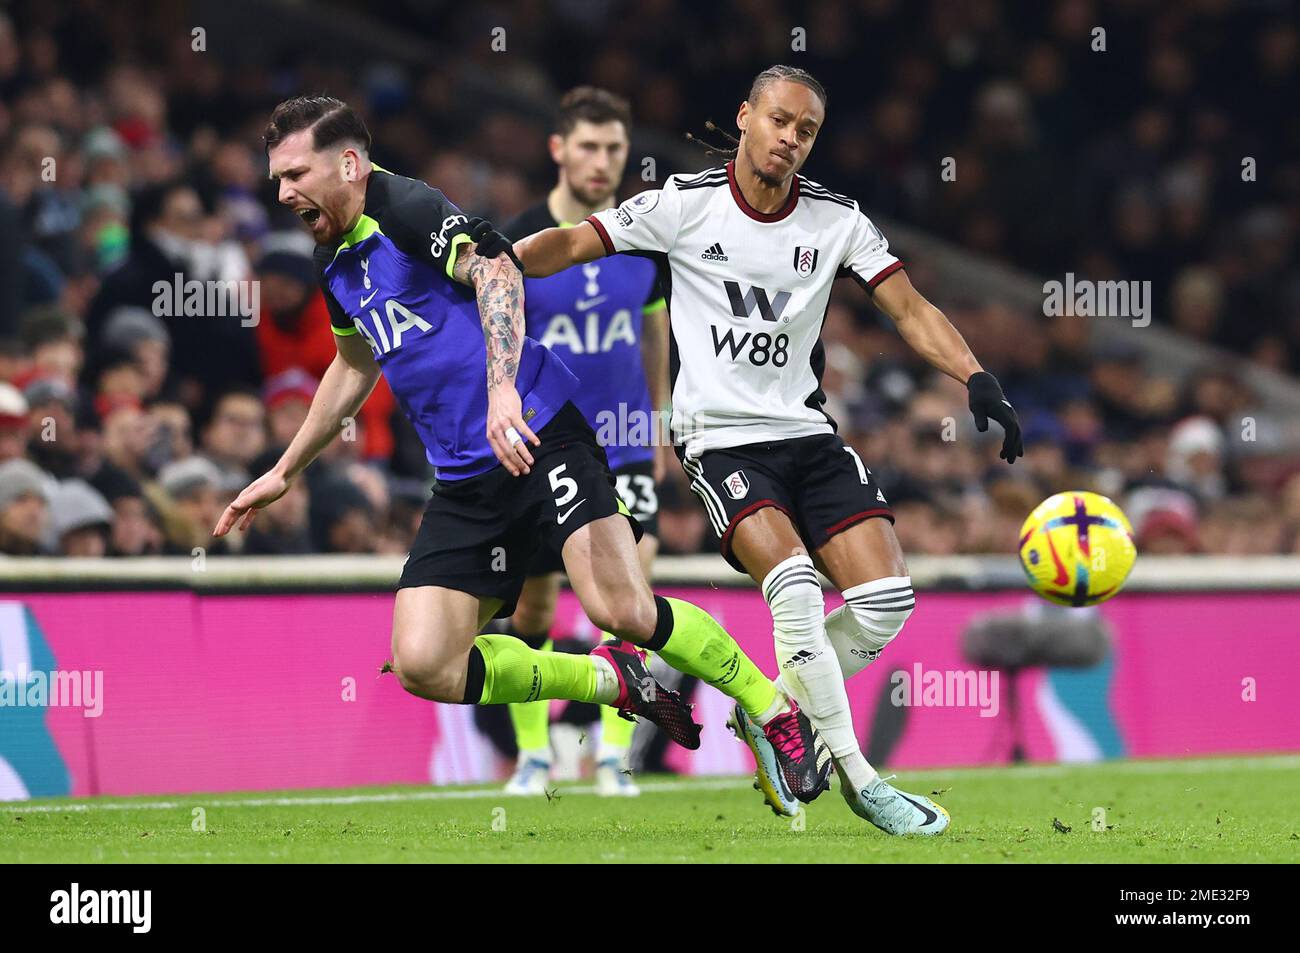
[5,754,1298,814]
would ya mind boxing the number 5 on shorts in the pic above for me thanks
[549,463,578,506]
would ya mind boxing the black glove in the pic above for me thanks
[967,371,1023,464]
[467,217,524,272]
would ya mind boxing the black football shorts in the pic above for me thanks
[399,401,642,617]
[678,432,894,574]
[525,457,660,577]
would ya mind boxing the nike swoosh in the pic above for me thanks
[1045,532,1070,586]
[556,498,588,525]
[359,289,378,307]
[897,792,938,826]
[575,296,606,311]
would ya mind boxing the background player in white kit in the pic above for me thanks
[510,65,1024,835]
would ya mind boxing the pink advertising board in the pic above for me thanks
[4,589,1297,798]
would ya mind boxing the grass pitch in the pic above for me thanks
[3,755,1297,863]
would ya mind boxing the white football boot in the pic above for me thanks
[503,751,550,796]
[843,773,950,835]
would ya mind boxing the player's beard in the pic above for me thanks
[307,180,361,244]
[570,179,615,209]
[310,202,351,244]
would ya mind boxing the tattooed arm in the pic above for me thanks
[452,244,540,475]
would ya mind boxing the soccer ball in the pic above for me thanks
[1018,491,1137,606]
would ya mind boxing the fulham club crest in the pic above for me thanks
[793,246,819,278]
[723,469,750,500]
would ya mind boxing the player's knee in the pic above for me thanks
[588,592,657,643]
[843,575,915,653]
[762,554,827,658]
[392,638,464,702]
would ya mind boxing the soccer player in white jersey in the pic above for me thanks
[510,65,1023,835]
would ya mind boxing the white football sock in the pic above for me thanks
[762,555,876,790]
[824,576,915,679]
[591,656,619,705]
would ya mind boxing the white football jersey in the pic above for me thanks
[587,161,903,459]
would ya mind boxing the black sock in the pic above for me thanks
[461,644,486,704]
[644,595,674,652]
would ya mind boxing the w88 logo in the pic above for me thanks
[710,325,790,367]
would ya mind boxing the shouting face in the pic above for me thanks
[268,128,367,244]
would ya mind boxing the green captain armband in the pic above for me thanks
[445,232,475,281]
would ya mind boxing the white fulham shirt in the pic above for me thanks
[587,160,903,459]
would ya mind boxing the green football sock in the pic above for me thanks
[651,597,778,721]
[508,639,554,753]
[469,634,602,705]
[598,633,637,751]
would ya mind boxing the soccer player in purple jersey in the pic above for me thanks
[214,96,823,783]
[497,88,673,797]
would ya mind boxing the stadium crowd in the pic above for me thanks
[0,0,1298,560]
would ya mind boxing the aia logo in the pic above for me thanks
[723,469,750,500]
[793,245,819,278]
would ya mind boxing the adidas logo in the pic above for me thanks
[701,242,729,261]
[782,649,821,669]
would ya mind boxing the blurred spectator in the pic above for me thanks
[252,234,334,379]
[0,380,28,463]
[87,180,258,405]
[100,307,170,400]
[21,306,83,382]
[263,369,316,450]
[23,375,78,477]
[310,476,377,554]
[197,387,265,489]
[252,234,397,460]
[243,449,313,555]
[47,478,112,556]
[0,457,50,554]
[1165,416,1227,503]
[156,455,226,555]
[91,466,164,557]
[97,403,155,481]
[0,0,1296,559]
